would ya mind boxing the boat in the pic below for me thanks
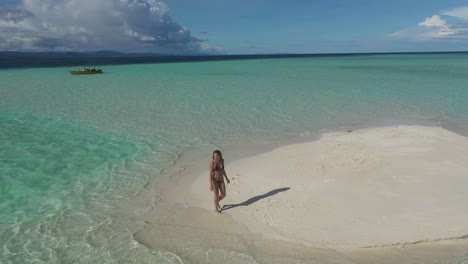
[70,66,103,75]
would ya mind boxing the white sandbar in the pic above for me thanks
[185,125,468,247]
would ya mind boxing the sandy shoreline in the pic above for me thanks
[136,124,468,263]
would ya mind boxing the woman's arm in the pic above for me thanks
[209,161,214,190]
[223,161,230,184]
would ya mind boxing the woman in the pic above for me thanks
[209,150,230,213]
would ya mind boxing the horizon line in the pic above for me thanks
[2,50,468,57]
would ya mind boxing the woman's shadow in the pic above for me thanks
[221,187,290,212]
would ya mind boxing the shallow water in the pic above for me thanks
[1,53,468,263]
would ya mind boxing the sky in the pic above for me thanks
[1,0,468,54]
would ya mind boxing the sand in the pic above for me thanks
[136,125,468,263]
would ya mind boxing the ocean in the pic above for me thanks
[1,53,468,263]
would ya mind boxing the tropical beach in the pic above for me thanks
[3,0,468,263]
[135,124,468,263]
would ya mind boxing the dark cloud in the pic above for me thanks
[0,0,217,53]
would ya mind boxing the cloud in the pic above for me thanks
[441,6,468,20]
[389,8,468,42]
[0,0,216,53]
[417,15,447,27]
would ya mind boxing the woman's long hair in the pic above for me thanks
[212,150,223,160]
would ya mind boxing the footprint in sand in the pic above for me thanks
[231,174,240,184]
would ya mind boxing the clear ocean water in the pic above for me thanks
[1,53,468,263]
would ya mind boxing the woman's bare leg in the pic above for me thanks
[213,182,221,213]
[219,181,226,201]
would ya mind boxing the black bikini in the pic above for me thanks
[213,161,224,183]
[214,162,223,171]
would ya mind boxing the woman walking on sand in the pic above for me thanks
[210,150,230,213]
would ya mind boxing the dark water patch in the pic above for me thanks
[2,51,468,69]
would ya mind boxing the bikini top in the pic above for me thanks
[213,161,224,171]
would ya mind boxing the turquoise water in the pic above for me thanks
[1,110,146,225]
[1,54,468,263]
